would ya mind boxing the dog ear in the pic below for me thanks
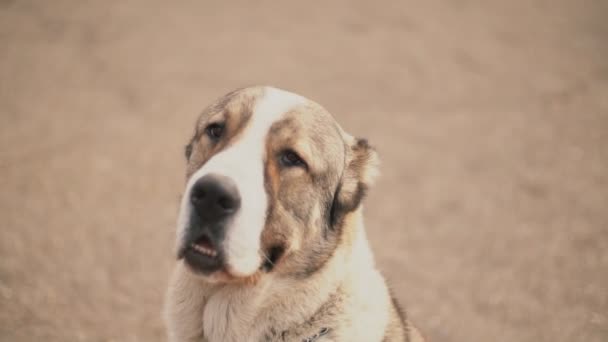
[330,137,379,227]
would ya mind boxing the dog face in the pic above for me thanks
[176,87,378,282]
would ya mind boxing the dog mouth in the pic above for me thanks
[181,234,224,274]
[179,228,286,279]
[189,235,218,258]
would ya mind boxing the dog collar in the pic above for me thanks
[302,327,330,342]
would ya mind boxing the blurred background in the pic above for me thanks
[1,0,607,341]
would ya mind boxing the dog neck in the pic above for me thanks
[196,210,374,342]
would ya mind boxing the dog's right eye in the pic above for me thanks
[205,123,224,140]
[279,150,307,169]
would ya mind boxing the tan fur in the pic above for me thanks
[185,87,263,179]
[165,87,425,342]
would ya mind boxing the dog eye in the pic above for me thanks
[205,123,224,140]
[279,150,307,168]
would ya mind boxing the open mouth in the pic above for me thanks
[189,235,218,258]
[182,233,224,274]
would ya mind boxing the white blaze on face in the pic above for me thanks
[177,87,307,277]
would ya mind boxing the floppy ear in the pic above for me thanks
[330,137,380,228]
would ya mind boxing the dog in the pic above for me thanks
[164,86,425,342]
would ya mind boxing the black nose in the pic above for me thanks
[190,174,241,221]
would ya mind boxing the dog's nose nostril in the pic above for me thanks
[190,189,206,204]
[190,174,241,221]
[218,196,237,211]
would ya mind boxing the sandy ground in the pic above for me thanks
[1,0,607,341]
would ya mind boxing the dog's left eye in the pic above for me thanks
[205,123,224,140]
[279,150,307,168]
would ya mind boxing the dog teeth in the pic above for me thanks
[191,243,217,257]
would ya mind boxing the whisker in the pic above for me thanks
[261,251,275,266]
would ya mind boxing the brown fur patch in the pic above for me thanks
[259,103,344,278]
[258,102,380,279]
[184,87,263,179]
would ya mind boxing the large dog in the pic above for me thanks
[164,87,424,342]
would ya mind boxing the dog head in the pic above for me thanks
[176,86,379,283]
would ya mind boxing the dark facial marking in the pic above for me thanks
[329,182,368,229]
[261,244,286,272]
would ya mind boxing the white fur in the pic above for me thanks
[176,87,306,277]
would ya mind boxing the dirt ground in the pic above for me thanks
[1,0,607,341]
